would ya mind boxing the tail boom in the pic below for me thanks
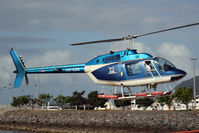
[26,64,85,74]
[10,48,85,88]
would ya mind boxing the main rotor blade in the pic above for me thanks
[70,22,199,46]
[70,37,124,45]
[135,22,199,38]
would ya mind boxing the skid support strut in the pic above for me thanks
[121,84,124,97]
[127,87,132,96]
[147,84,151,92]
[147,84,157,92]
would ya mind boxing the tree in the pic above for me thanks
[38,93,53,106]
[69,91,86,109]
[87,91,107,109]
[136,98,154,109]
[114,99,131,110]
[54,95,65,107]
[11,95,32,109]
[21,95,31,106]
[172,87,193,110]
[65,96,72,104]
[30,97,39,109]
[113,93,131,110]
[157,96,173,110]
[11,96,21,109]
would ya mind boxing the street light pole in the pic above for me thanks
[8,83,12,105]
[0,88,1,105]
[37,74,40,98]
[191,58,197,110]
[3,86,7,105]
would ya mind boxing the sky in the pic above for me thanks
[0,0,199,104]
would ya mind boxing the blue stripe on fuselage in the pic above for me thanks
[26,64,85,73]
[86,49,152,66]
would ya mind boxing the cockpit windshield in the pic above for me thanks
[154,57,176,72]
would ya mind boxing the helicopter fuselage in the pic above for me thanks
[10,49,186,88]
[84,49,186,87]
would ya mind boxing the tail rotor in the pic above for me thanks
[19,55,29,85]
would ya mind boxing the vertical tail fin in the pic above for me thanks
[10,48,26,88]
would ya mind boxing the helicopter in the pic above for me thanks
[10,23,199,100]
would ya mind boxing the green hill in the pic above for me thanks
[175,76,199,96]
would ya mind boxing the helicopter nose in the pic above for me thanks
[180,69,186,76]
[170,69,186,81]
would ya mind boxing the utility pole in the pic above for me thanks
[4,86,7,105]
[35,75,40,98]
[191,58,197,110]
[0,88,1,105]
[8,84,12,105]
[37,75,40,98]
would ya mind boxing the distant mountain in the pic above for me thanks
[175,76,199,96]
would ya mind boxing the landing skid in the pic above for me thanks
[98,84,173,100]
[117,91,172,100]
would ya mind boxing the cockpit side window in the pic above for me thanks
[126,62,141,76]
[154,61,164,71]
[154,57,176,72]
[144,60,155,72]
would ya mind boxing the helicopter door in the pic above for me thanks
[117,63,126,81]
[124,61,143,80]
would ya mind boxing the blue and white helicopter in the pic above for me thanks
[10,23,199,99]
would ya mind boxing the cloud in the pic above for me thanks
[1,0,198,33]
[0,48,74,87]
[26,49,72,67]
[156,42,192,78]
[0,36,54,44]
[24,49,74,86]
[0,55,14,85]
[0,36,55,57]
[155,42,191,64]
[22,49,93,95]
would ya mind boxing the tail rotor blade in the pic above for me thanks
[25,73,29,85]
